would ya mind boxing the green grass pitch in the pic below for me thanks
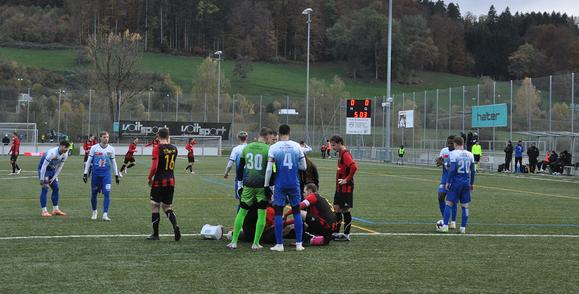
[0,155,577,292]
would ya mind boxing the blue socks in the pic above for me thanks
[40,181,59,209]
[293,212,303,243]
[451,205,457,222]
[461,207,469,228]
[443,204,452,226]
[91,190,98,211]
[438,201,445,217]
[103,190,110,213]
[274,215,284,245]
[40,187,48,208]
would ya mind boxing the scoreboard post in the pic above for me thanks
[346,99,372,135]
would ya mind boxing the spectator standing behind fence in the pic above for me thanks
[2,134,9,146]
[472,141,482,172]
[527,144,539,173]
[320,143,327,159]
[504,141,514,172]
[397,145,405,165]
[514,141,524,173]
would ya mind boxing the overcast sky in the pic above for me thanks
[445,0,579,17]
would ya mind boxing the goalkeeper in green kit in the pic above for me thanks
[227,127,274,251]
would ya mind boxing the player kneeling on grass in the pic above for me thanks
[284,184,337,246]
[438,136,475,234]
[227,127,273,251]
[146,128,181,241]
[38,141,70,217]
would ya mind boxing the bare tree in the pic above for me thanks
[87,30,144,123]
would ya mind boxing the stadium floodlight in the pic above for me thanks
[214,51,223,122]
[57,89,65,141]
[302,8,313,143]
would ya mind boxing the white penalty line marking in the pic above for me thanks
[1,232,578,241]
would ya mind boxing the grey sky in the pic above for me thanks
[444,0,579,17]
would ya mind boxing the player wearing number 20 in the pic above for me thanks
[265,124,307,252]
[440,136,475,234]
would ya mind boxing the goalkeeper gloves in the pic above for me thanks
[115,175,120,184]
[82,174,88,183]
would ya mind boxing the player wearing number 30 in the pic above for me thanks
[439,136,475,234]
[265,124,307,252]
[83,131,120,221]
[227,127,273,250]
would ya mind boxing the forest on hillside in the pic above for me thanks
[0,0,578,82]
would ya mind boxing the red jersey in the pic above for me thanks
[126,143,137,156]
[145,139,159,148]
[336,148,357,193]
[321,144,327,151]
[148,143,178,187]
[9,137,20,155]
[83,139,96,154]
[185,140,197,157]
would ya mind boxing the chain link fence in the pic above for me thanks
[1,73,577,169]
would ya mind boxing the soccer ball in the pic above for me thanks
[435,220,444,231]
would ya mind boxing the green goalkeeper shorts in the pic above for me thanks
[240,187,267,207]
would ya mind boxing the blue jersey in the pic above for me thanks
[448,149,475,186]
[268,140,304,189]
[439,147,452,185]
[229,143,247,170]
[85,143,118,177]
[515,145,524,158]
[38,147,68,180]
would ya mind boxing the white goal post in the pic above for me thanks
[0,123,38,155]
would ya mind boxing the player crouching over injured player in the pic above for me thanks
[284,183,337,246]
[146,128,181,241]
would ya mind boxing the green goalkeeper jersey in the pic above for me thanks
[240,141,269,188]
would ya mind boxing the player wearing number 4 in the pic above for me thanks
[83,131,120,221]
[438,136,475,234]
[265,124,307,252]
[146,128,181,241]
[38,141,70,217]
[227,127,273,250]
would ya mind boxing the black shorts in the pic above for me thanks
[474,155,481,162]
[150,186,175,205]
[188,155,195,163]
[334,192,353,209]
[305,213,334,237]
[10,154,18,161]
[124,155,135,164]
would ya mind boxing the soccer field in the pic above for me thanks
[1,155,577,293]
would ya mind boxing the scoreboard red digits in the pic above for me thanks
[346,99,372,118]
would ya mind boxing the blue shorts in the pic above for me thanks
[438,183,448,193]
[38,168,55,182]
[273,186,301,207]
[92,174,112,193]
[446,183,471,204]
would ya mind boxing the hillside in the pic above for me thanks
[0,46,480,98]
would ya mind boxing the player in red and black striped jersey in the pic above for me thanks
[145,136,159,148]
[120,138,138,174]
[330,135,358,241]
[83,135,97,163]
[184,138,197,174]
[9,132,21,175]
[146,128,180,241]
[284,183,337,246]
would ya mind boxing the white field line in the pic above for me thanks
[1,232,578,241]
